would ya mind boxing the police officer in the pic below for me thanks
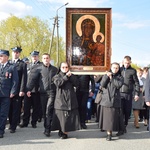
[0,49,18,138]
[8,47,27,133]
[22,57,30,64]
[20,51,42,128]
[26,53,58,137]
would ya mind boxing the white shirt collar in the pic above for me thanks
[13,59,19,63]
[1,61,8,67]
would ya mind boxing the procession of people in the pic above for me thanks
[0,48,150,141]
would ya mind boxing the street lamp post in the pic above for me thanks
[48,2,69,67]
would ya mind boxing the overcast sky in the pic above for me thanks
[0,0,150,66]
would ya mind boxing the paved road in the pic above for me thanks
[0,117,150,150]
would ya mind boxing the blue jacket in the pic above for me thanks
[0,62,18,97]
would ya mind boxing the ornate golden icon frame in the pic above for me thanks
[66,8,112,74]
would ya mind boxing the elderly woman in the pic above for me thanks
[99,62,124,141]
[51,62,80,139]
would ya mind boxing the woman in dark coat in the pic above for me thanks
[52,62,80,139]
[99,62,124,141]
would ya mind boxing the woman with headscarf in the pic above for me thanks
[51,62,80,139]
[99,62,124,141]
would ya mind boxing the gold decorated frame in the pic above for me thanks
[66,8,112,74]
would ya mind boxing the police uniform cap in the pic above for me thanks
[22,57,29,63]
[11,46,22,52]
[0,49,9,56]
[30,51,39,56]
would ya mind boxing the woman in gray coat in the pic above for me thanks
[132,68,146,128]
[99,62,124,141]
[51,62,80,139]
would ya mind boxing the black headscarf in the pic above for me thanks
[57,62,70,75]
[110,62,121,77]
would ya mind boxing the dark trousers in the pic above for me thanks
[38,100,43,120]
[87,97,93,120]
[148,109,150,132]
[96,103,101,122]
[121,94,132,126]
[40,91,55,132]
[139,108,148,120]
[22,92,40,125]
[77,91,89,124]
[0,97,10,135]
[9,95,23,130]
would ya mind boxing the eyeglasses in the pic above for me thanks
[61,66,68,69]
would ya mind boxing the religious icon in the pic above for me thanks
[66,8,112,73]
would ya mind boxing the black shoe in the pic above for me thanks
[0,134,4,138]
[147,126,149,131]
[32,124,37,128]
[19,124,28,128]
[139,119,143,122]
[58,130,63,137]
[91,115,95,118]
[10,129,15,133]
[100,129,105,132]
[81,124,87,129]
[60,133,68,139]
[44,131,50,137]
[124,127,127,133]
[43,130,50,137]
[38,118,42,122]
[106,134,111,141]
[116,131,124,136]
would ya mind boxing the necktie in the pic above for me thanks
[32,62,36,66]
[1,64,4,73]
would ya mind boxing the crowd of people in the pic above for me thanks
[0,47,150,141]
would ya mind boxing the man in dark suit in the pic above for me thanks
[26,53,58,137]
[76,75,95,129]
[8,46,27,133]
[116,56,140,136]
[20,51,42,128]
[0,49,18,138]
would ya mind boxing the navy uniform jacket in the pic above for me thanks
[13,59,27,93]
[27,61,41,93]
[0,62,19,97]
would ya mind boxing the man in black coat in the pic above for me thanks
[0,49,18,138]
[76,75,95,129]
[144,69,150,132]
[117,56,140,136]
[20,51,42,128]
[26,53,58,137]
[8,46,27,133]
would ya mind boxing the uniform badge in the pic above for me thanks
[5,72,8,78]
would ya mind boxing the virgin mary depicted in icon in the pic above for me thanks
[72,15,105,66]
